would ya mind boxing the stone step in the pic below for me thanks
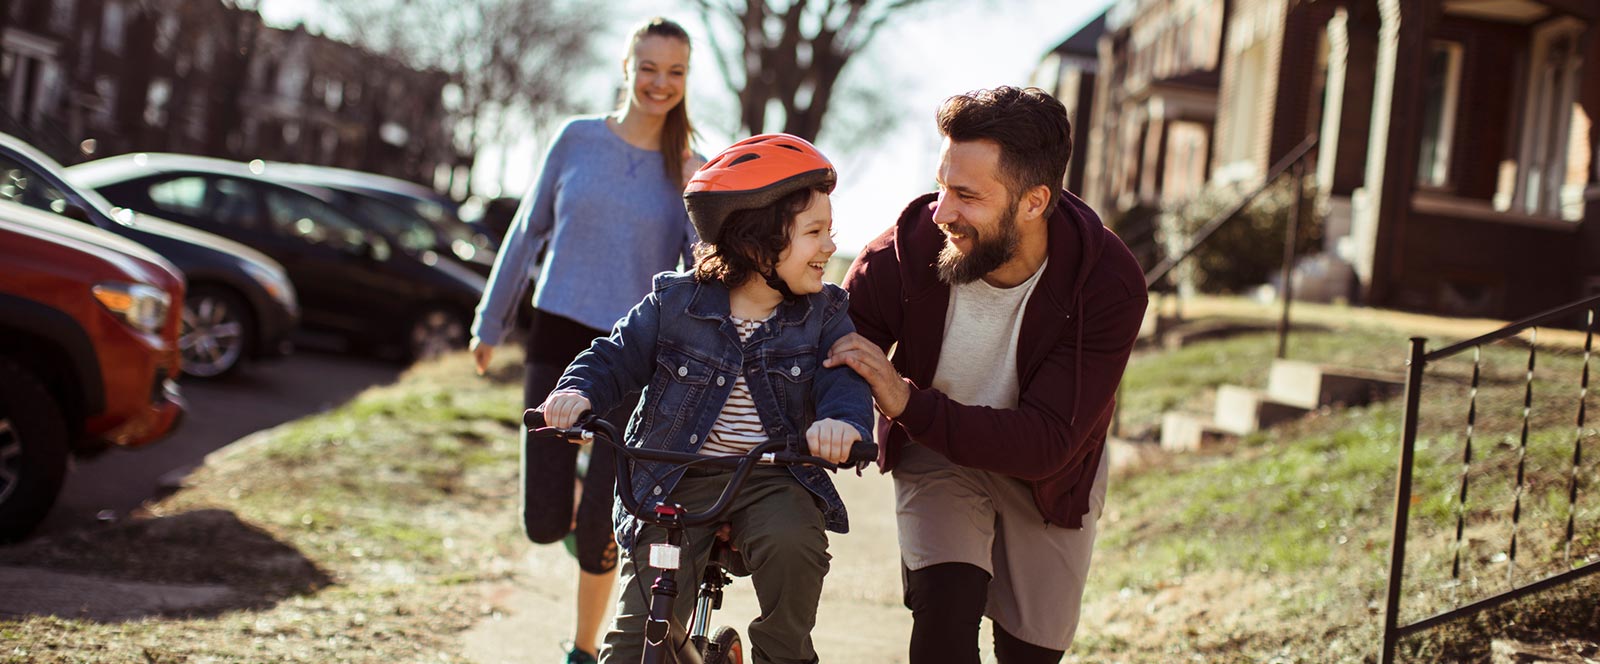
[1266,359,1405,410]
[1159,412,1236,452]
[1213,384,1310,435]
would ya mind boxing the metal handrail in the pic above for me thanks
[1143,134,1320,288]
[1425,292,1600,362]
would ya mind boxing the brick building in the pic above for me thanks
[1067,0,1600,320]
[1031,10,1107,197]
[0,0,466,190]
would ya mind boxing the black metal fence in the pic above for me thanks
[1381,294,1600,662]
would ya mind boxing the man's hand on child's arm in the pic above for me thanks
[540,391,591,432]
[824,332,910,418]
[806,418,861,464]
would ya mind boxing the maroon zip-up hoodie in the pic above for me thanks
[842,190,1147,528]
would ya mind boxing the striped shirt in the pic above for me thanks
[700,317,770,457]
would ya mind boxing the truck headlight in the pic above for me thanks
[92,282,172,334]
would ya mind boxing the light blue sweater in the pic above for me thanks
[472,116,698,344]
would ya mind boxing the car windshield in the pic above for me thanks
[0,149,125,222]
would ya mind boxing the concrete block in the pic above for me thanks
[1267,359,1405,410]
[1160,412,1233,452]
[1213,384,1309,435]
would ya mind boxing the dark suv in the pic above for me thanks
[0,132,298,378]
[0,200,186,541]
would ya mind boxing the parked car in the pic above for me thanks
[67,153,486,361]
[0,200,186,541]
[260,161,501,255]
[0,132,297,378]
[301,180,496,278]
[474,195,522,246]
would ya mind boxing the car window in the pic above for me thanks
[147,176,208,217]
[262,187,366,252]
[344,193,436,253]
[0,155,71,213]
[208,178,263,230]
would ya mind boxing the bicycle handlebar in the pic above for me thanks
[523,408,878,528]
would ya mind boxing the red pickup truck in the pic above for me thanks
[0,200,186,541]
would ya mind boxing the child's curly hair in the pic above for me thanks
[692,186,825,288]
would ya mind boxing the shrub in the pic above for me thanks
[1159,175,1323,293]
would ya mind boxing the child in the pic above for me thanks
[538,133,874,664]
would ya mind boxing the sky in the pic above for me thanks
[256,0,1112,255]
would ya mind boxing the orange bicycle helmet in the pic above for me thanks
[684,133,836,242]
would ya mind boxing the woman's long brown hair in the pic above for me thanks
[627,18,696,188]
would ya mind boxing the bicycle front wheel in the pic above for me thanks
[702,625,742,664]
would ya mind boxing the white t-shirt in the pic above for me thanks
[929,260,1048,409]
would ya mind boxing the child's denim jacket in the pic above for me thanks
[553,272,874,549]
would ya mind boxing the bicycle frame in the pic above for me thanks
[526,410,873,664]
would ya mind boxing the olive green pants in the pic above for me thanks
[600,466,830,664]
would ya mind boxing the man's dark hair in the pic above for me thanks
[693,186,822,288]
[936,86,1072,217]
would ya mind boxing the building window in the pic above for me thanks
[195,35,215,73]
[101,1,126,55]
[185,98,208,142]
[1501,20,1588,220]
[156,12,180,56]
[1416,41,1463,188]
[326,81,343,111]
[50,0,77,33]
[1216,40,1268,182]
[144,79,171,126]
[92,76,117,129]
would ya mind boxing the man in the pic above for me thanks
[824,86,1147,663]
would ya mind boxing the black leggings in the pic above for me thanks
[520,311,635,574]
[903,562,1066,664]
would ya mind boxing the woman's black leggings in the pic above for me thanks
[520,312,636,574]
[904,562,1066,664]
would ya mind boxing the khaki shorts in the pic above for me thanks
[892,443,1109,651]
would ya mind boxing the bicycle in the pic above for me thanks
[525,409,877,664]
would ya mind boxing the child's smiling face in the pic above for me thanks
[774,190,836,295]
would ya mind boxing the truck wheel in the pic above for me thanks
[0,356,70,543]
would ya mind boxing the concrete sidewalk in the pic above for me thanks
[461,468,926,664]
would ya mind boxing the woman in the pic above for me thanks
[469,17,702,664]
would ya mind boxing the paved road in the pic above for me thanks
[34,350,404,537]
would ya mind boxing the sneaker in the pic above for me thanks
[562,642,598,664]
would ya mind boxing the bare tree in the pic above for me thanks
[690,0,933,142]
[328,0,599,162]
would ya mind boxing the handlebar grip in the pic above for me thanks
[847,441,879,466]
[523,408,545,431]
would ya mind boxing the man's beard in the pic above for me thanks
[936,195,1022,285]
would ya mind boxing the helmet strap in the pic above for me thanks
[761,269,798,301]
